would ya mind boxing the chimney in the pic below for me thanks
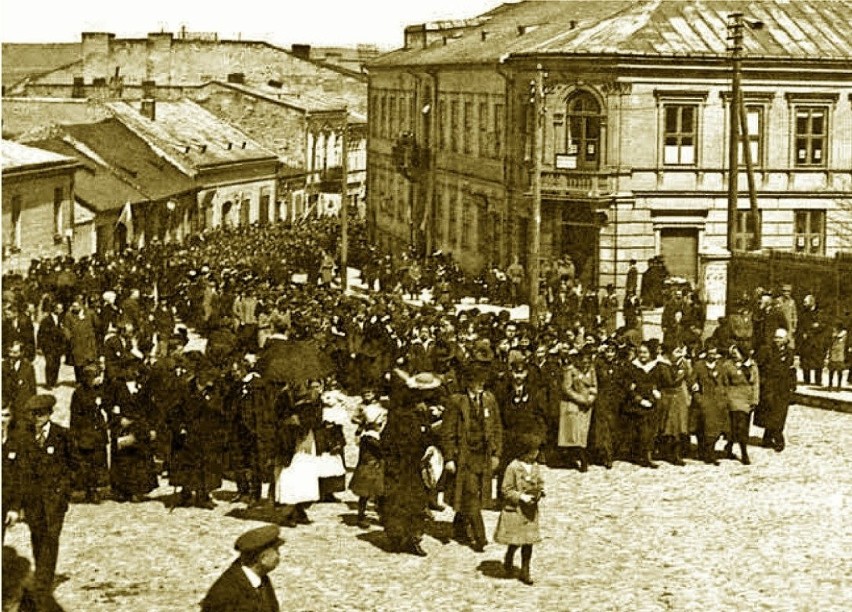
[81,32,115,83]
[481,31,488,41]
[291,44,311,60]
[140,99,156,121]
[570,20,577,29]
[227,72,245,84]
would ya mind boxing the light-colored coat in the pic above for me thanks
[558,364,597,448]
[494,459,544,546]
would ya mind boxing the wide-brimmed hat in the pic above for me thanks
[470,339,494,363]
[406,371,443,390]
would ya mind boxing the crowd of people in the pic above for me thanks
[1,215,842,603]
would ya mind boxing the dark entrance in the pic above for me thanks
[556,202,602,289]
[659,227,699,283]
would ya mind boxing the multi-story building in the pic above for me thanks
[368,0,852,295]
[1,140,79,270]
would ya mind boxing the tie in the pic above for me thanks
[37,428,46,448]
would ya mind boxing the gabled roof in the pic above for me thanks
[371,0,852,68]
[30,136,147,212]
[105,100,279,175]
[201,81,347,113]
[1,138,77,173]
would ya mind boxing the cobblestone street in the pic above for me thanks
[4,361,851,611]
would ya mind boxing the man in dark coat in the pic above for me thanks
[5,395,74,608]
[2,304,36,361]
[38,301,67,389]
[103,321,143,383]
[755,328,798,452]
[200,525,283,612]
[442,361,503,552]
[2,341,38,424]
[69,365,110,502]
[63,299,100,382]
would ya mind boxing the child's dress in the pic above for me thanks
[494,459,544,545]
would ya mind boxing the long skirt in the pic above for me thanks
[659,388,690,437]
[273,431,320,505]
[558,401,592,448]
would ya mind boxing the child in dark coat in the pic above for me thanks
[494,434,545,585]
[348,392,387,528]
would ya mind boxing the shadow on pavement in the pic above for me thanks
[476,560,514,580]
[225,504,291,526]
[424,519,454,545]
[2,545,32,608]
[355,530,396,553]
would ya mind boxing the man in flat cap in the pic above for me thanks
[5,394,74,608]
[201,524,283,612]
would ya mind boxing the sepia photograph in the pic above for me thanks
[1,0,851,609]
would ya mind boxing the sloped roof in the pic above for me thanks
[30,136,146,212]
[105,100,278,175]
[202,81,346,113]
[1,43,81,89]
[62,119,196,200]
[371,0,852,67]
[1,139,77,172]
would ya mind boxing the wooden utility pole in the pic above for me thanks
[340,112,349,291]
[726,12,743,253]
[528,65,545,327]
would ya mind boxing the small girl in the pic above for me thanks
[827,320,848,390]
[494,433,545,585]
[348,391,387,528]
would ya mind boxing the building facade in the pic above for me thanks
[368,0,852,295]
[2,140,79,271]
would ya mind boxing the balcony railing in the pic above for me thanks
[540,170,613,196]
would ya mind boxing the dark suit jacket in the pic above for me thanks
[2,359,37,414]
[37,314,67,356]
[15,423,74,518]
[2,315,36,360]
[200,561,279,612]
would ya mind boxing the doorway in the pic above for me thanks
[659,227,699,283]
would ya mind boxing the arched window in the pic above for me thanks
[566,91,602,169]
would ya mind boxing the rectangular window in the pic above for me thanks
[10,194,22,248]
[794,107,826,166]
[438,97,446,150]
[463,101,473,155]
[739,106,763,167]
[53,187,64,235]
[477,202,488,254]
[434,187,444,242]
[388,95,396,138]
[449,196,458,246]
[663,105,697,165]
[794,210,825,254]
[478,101,489,158]
[734,210,762,252]
[380,95,388,138]
[450,99,460,153]
[461,200,472,250]
[494,103,504,158]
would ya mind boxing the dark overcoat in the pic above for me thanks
[441,391,503,510]
[200,561,279,612]
[755,346,797,431]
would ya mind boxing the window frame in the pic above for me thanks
[10,194,22,248]
[733,209,762,252]
[494,102,504,158]
[654,90,708,168]
[564,91,603,170]
[53,187,64,236]
[662,104,698,166]
[793,106,828,167]
[793,210,825,255]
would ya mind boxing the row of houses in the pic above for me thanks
[2,31,371,270]
[367,0,852,299]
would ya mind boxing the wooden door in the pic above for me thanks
[660,228,698,283]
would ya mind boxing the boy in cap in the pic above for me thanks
[201,525,283,612]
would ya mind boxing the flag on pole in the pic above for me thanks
[117,201,134,240]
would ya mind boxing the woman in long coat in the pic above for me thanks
[718,344,760,464]
[557,347,598,472]
[656,343,692,466]
[590,342,625,469]
[381,373,435,556]
[690,346,728,465]
[107,379,158,501]
[624,342,662,468]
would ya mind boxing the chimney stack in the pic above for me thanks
[291,44,311,60]
[140,98,156,121]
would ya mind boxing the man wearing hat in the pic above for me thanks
[775,284,798,350]
[5,394,74,607]
[442,358,503,552]
[201,525,283,611]
[755,328,797,452]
